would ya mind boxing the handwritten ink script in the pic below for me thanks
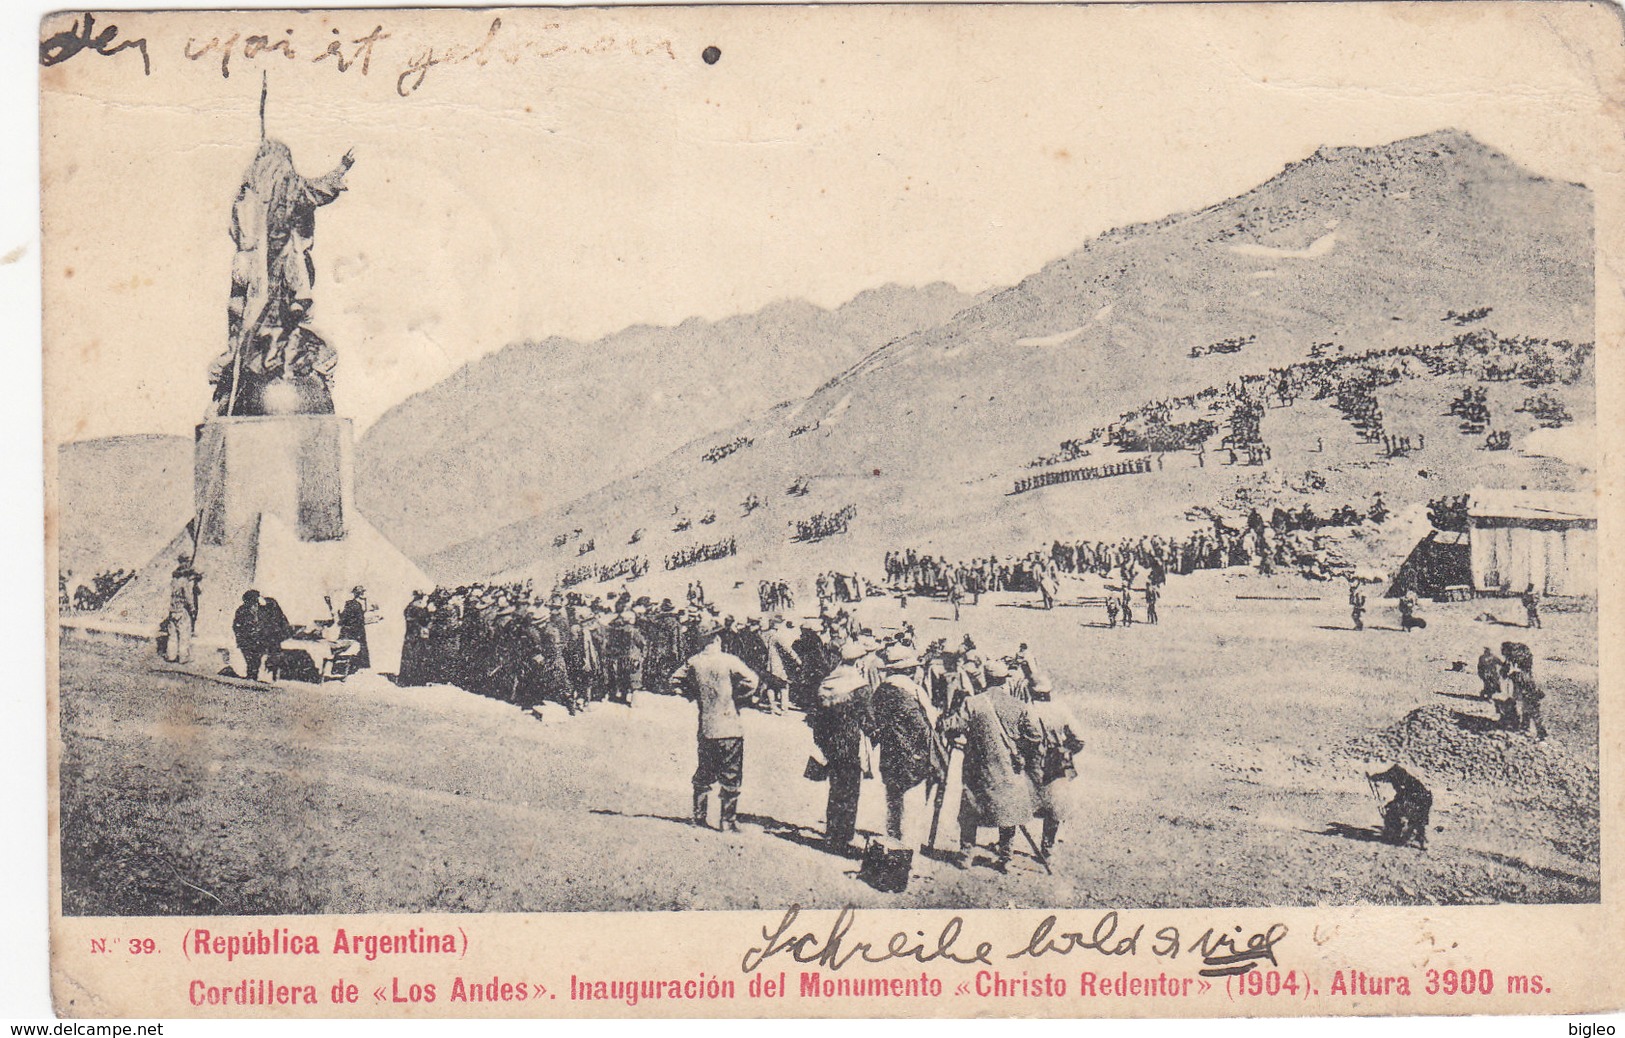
[41,14,677,94]
[742,907,1289,978]
[39,13,150,76]
[182,25,391,81]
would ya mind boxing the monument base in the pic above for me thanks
[101,415,430,676]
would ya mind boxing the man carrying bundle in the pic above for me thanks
[809,640,871,854]
[868,644,946,846]
[1026,680,1085,862]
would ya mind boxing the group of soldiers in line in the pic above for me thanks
[1034,329,1586,495]
[401,583,722,710]
[1008,456,1153,495]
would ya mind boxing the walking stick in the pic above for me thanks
[1018,824,1053,875]
[926,744,957,851]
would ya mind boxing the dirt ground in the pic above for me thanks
[57,570,1598,916]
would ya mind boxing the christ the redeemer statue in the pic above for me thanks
[208,82,354,417]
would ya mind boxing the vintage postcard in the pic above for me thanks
[40,2,1622,1021]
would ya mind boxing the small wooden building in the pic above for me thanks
[1467,489,1597,598]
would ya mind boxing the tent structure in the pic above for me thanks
[1385,529,1471,598]
[1465,488,1597,598]
[101,415,430,674]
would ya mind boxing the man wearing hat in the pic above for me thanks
[944,659,1041,872]
[790,620,829,712]
[339,586,378,671]
[232,589,290,682]
[869,644,946,844]
[1025,678,1084,862]
[163,555,202,664]
[855,629,885,694]
[668,621,759,831]
[399,590,431,686]
[606,611,647,705]
[761,617,801,715]
[810,640,872,854]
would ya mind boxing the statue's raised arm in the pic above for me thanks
[211,139,355,417]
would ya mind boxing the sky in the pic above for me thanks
[38,4,1621,442]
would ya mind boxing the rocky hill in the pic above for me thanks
[55,434,193,581]
[356,282,980,559]
[431,130,1593,594]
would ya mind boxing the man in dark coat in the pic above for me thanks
[338,585,377,670]
[790,622,829,712]
[233,589,290,681]
[761,617,802,715]
[944,660,1041,871]
[399,591,431,685]
[1477,647,1502,700]
[605,612,648,705]
[868,645,945,845]
[543,602,581,713]
[1369,764,1432,849]
[810,640,871,854]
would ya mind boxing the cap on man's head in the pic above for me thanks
[983,659,1010,681]
[839,641,867,662]
[880,645,920,670]
[242,589,259,602]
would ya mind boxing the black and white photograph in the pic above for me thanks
[34,1,1622,1020]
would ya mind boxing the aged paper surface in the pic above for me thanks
[39,2,1623,1021]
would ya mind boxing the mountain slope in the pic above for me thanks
[356,282,980,559]
[56,434,193,580]
[437,130,1594,589]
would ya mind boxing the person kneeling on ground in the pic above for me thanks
[1369,763,1432,850]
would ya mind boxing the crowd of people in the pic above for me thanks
[665,536,736,571]
[398,583,686,707]
[58,568,137,612]
[1026,329,1592,480]
[1519,392,1571,429]
[559,555,649,588]
[790,504,856,542]
[881,495,1387,612]
[702,435,754,464]
[1009,457,1152,496]
[665,607,1082,870]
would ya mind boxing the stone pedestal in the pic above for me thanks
[194,415,354,548]
[105,415,429,676]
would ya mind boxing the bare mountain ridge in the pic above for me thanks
[56,434,193,581]
[433,130,1593,586]
[355,281,981,559]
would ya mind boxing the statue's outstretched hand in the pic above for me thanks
[340,148,356,170]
